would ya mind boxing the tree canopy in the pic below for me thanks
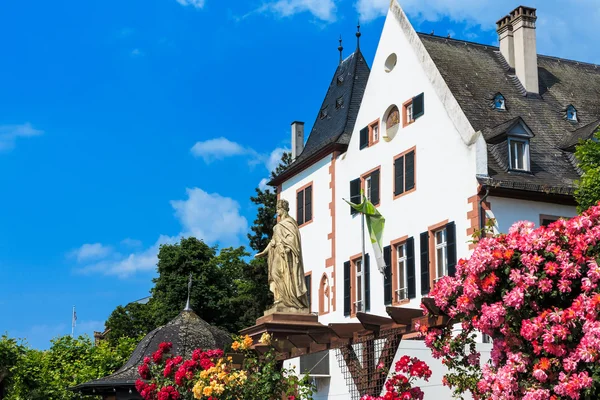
[575,130,600,213]
[1,335,136,400]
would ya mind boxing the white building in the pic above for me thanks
[270,2,599,398]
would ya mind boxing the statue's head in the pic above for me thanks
[276,199,290,217]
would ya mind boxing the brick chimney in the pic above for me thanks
[291,121,304,160]
[510,6,539,94]
[496,15,515,68]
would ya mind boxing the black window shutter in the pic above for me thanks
[349,178,361,215]
[343,261,351,316]
[359,127,369,149]
[446,222,457,277]
[383,246,392,305]
[413,92,424,119]
[370,170,380,205]
[420,232,430,295]
[394,156,405,196]
[405,151,415,191]
[305,274,312,310]
[406,237,416,299]
[304,186,312,222]
[297,190,304,225]
[364,254,371,312]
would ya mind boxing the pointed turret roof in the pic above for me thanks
[271,49,370,185]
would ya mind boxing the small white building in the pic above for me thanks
[270,2,600,398]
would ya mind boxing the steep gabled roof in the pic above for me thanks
[418,33,600,195]
[271,50,370,185]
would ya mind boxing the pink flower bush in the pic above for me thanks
[425,204,600,399]
[360,356,431,400]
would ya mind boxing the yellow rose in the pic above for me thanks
[203,386,213,397]
[192,383,204,399]
[242,335,253,349]
[231,341,241,351]
[259,332,272,345]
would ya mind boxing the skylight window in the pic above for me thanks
[336,96,344,109]
[494,93,506,111]
[566,105,578,123]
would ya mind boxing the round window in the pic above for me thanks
[383,105,400,141]
[385,53,397,73]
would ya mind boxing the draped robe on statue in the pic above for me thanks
[265,216,309,310]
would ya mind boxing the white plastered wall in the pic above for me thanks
[487,196,576,233]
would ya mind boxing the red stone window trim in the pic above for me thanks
[349,252,363,318]
[368,118,380,146]
[360,165,381,207]
[428,220,449,290]
[402,98,415,127]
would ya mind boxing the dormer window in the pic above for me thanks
[566,105,578,123]
[337,76,344,86]
[320,106,328,120]
[508,138,530,171]
[336,96,344,109]
[494,94,506,111]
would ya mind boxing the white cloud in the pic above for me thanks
[258,178,269,191]
[121,238,143,248]
[69,243,113,262]
[261,0,337,21]
[171,188,248,245]
[176,0,205,9]
[356,0,600,63]
[191,137,252,163]
[130,48,144,57]
[191,138,288,173]
[0,123,44,152]
[75,187,247,278]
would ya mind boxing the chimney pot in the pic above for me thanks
[291,121,305,160]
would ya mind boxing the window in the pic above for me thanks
[360,120,381,149]
[319,106,328,120]
[394,148,416,198]
[362,168,380,206]
[567,105,577,122]
[403,93,424,127]
[396,243,408,302]
[508,138,530,171]
[337,76,344,86]
[296,184,313,226]
[336,96,344,109]
[305,273,312,310]
[540,215,566,227]
[434,228,448,281]
[385,53,397,73]
[355,259,363,313]
[494,93,506,110]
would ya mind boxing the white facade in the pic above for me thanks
[277,1,577,398]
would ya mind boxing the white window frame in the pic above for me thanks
[508,137,530,171]
[567,106,577,122]
[395,243,408,302]
[354,259,363,313]
[435,228,448,281]
[364,176,372,202]
[406,102,414,123]
[372,124,379,143]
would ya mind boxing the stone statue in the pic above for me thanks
[255,199,309,312]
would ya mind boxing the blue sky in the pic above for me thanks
[1,0,598,349]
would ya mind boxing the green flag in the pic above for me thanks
[345,194,386,274]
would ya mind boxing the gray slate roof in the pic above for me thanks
[72,310,231,393]
[418,33,600,195]
[271,49,370,185]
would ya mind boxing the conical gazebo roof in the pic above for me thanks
[71,310,231,397]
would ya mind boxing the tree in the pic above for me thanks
[424,205,600,399]
[0,335,25,399]
[3,335,137,400]
[246,152,292,316]
[575,129,600,213]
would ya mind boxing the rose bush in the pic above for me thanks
[360,356,432,400]
[136,335,313,400]
[424,204,600,399]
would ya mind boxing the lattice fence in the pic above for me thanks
[334,328,403,400]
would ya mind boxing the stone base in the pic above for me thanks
[256,311,318,326]
[263,304,311,317]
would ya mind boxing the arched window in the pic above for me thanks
[319,274,330,315]
[566,105,577,122]
[493,93,506,110]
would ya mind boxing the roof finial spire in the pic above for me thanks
[184,273,193,311]
[338,35,344,64]
[356,21,361,50]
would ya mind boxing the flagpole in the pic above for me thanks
[71,306,76,337]
[361,192,366,313]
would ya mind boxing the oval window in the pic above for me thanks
[383,105,400,141]
[385,53,397,73]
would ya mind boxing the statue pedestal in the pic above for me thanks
[263,304,310,317]
[240,312,332,358]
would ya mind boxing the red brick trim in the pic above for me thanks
[349,252,363,318]
[467,193,491,250]
[389,236,410,306]
[296,181,314,228]
[325,152,339,311]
